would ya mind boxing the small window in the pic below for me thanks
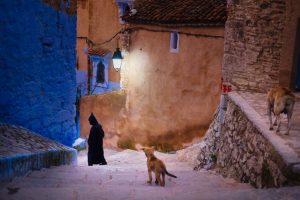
[120,3,130,17]
[118,3,130,24]
[170,32,179,53]
[96,62,105,84]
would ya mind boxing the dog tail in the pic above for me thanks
[165,169,177,178]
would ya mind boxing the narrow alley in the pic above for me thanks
[2,0,300,199]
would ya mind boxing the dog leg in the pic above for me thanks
[155,170,164,187]
[273,117,278,126]
[268,102,273,130]
[285,103,294,135]
[286,123,291,135]
[147,169,152,184]
[162,172,165,186]
[276,115,281,133]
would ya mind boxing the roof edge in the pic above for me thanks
[124,20,226,28]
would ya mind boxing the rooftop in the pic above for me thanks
[123,0,227,27]
[88,47,110,57]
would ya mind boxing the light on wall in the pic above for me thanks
[112,48,123,72]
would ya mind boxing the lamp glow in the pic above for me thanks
[112,48,123,72]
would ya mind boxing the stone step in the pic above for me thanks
[6,174,146,190]
[6,177,104,188]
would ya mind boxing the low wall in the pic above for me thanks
[0,124,77,182]
[217,95,285,187]
[217,93,300,187]
[178,93,300,188]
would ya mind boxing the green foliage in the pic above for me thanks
[117,137,136,150]
[147,142,176,153]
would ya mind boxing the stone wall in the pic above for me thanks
[217,95,287,188]
[222,0,286,92]
[178,93,300,188]
[0,0,77,146]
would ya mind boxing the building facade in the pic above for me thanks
[118,0,226,149]
[76,0,122,95]
[79,0,226,150]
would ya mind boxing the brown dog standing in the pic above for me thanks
[141,147,177,187]
[267,86,295,134]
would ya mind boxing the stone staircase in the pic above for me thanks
[1,149,300,200]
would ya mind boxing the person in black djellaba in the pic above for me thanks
[88,113,107,166]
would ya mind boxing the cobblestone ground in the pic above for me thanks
[239,91,300,157]
[1,149,300,200]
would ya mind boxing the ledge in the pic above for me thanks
[228,92,300,173]
[0,124,77,182]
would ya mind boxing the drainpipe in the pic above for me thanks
[218,81,232,135]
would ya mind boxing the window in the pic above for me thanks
[96,62,105,84]
[117,2,130,24]
[170,32,179,53]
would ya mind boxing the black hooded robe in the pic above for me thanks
[88,113,107,166]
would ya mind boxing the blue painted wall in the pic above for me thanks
[0,0,77,146]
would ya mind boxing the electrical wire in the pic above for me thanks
[77,26,224,48]
[127,26,224,39]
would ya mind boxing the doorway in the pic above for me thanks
[296,54,300,90]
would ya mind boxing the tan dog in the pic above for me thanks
[141,147,177,187]
[267,86,295,135]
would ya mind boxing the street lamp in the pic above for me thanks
[112,48,123,72]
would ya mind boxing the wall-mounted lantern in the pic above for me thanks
[112,48,123,72]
